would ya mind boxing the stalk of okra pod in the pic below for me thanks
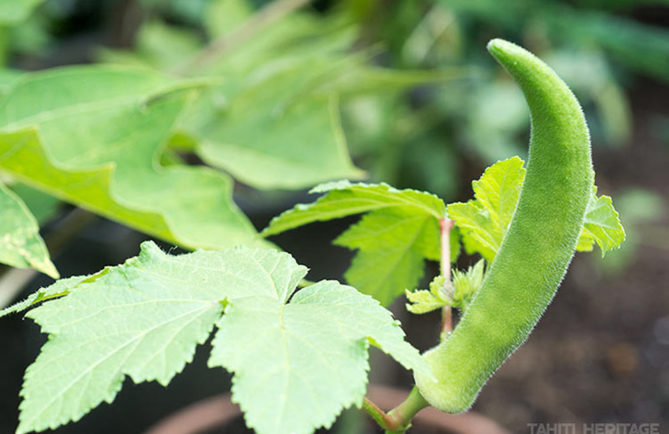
[414,39,594,413]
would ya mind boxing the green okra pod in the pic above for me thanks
[414,39,594,412]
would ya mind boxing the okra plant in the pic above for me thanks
[0,39,624,434]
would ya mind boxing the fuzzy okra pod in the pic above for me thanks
[415,39,594,412]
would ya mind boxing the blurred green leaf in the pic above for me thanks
[615,188,665,222]
[141,0,211,24]
[204,0,252,38]
[551,9,669,82]
[133,20,202,70]
[439,0,669,82]
[399,129,461,200]
[98,20,201,70]
[0,181,57,277]
[464,81,528,163]
[575,0,669,10]
[0,68,21,89]
[10,183,60,225]
[102,8,467,191]
[401,4,462,66]
[0,66,262,250]
[9,6,51,56]
[185,12,372,189]
[547,50,631,146]
[184,58,366,189]
[0,0,42,25]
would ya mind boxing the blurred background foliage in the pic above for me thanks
[0,0,660,174]
[2,0,662,268]
[0,1,667,432]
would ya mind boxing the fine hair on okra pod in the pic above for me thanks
[414,39,594,413]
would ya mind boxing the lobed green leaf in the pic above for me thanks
[577,186,626,256]
[210,279,429,434]
[262,181,450,305]
[13,242,426,434]
[263,181,446,237]
[447,156,525,262]
[334,208,440,306]
[449,157,624,261]
[0,272,100,318]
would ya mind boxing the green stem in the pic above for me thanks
[385,387,430,433]
[363,219,450,432]
[361,397,389,429]
[362,387,429,433]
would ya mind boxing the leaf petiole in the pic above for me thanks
[439,217,454,334]
[361,386,429,433]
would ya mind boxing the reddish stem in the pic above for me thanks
[439,218,454,334]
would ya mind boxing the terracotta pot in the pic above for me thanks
[144,385,510,434]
